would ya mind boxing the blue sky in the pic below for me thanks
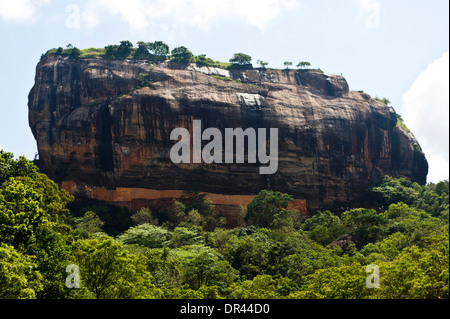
[0,0,448,183]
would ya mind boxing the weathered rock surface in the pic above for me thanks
[28,54,428,214]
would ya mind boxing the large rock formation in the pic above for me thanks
[28,54,428,215]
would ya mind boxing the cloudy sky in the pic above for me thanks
[0,0,448,183]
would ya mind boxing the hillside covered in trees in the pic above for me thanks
[0,150,448,299]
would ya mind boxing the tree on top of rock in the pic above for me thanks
[229,53,252,66]
[115,40,133,59]
[150,41,170,57]
[171,46,194,63]
[297,61,311,70]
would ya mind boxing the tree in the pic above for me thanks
[134,41,170,61]
[0,156,75,298]
[207,227,238,255]
[225,232,271,279]
[0,178,51,250]
[131,207,158,225]
[415,180,449,218]
[297,263,372,299]
[382,203,445,246]
[71,211,105,238]
[179,190,215,216]
[181,245,238,290]
[301,211,347,246]
[117,224,170,248]
[169,226,204,248]
[360,231,409,261]
[297,61,311,69]
[0,243,43,298]
[381,97,391,105]
[244,190,294,228]
[230,274,278,299]
[171,46,194,63]
[133,41,151,59]
[341,208,388,245]
[369,175,420,207]
[104,45,119,59]
[78,205,132,237]
[377,229,449,299]
[116,40,133,59]
[257,60,269,69]
[72,236,162,298]
[150,40,170,57]
[16,173,73,223]
[176,190,224,231]
[229,53,252,66]
[0,150,38,184]
[283,61,293,70]
[279,239,343,287]
[69,47,81,60]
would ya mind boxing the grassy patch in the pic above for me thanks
[43,47,137,60]
[79,47,106,58]
[296,68,324,74]
[211,75,235,82]
[191,55,232,69]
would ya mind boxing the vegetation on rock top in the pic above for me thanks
[42,40,320,73]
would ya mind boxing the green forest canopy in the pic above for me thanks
[0,148,448,299]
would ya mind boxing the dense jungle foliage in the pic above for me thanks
[0,150,448,299]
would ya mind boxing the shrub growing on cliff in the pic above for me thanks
[137,73,153,88]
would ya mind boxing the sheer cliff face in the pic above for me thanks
[28,54,428,211]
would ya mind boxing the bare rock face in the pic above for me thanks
[28,55,428,213]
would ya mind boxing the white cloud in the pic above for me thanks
[0,0,50,23]
[403,51,449,183]
[353,0,380,29]
[77,0,299,33]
